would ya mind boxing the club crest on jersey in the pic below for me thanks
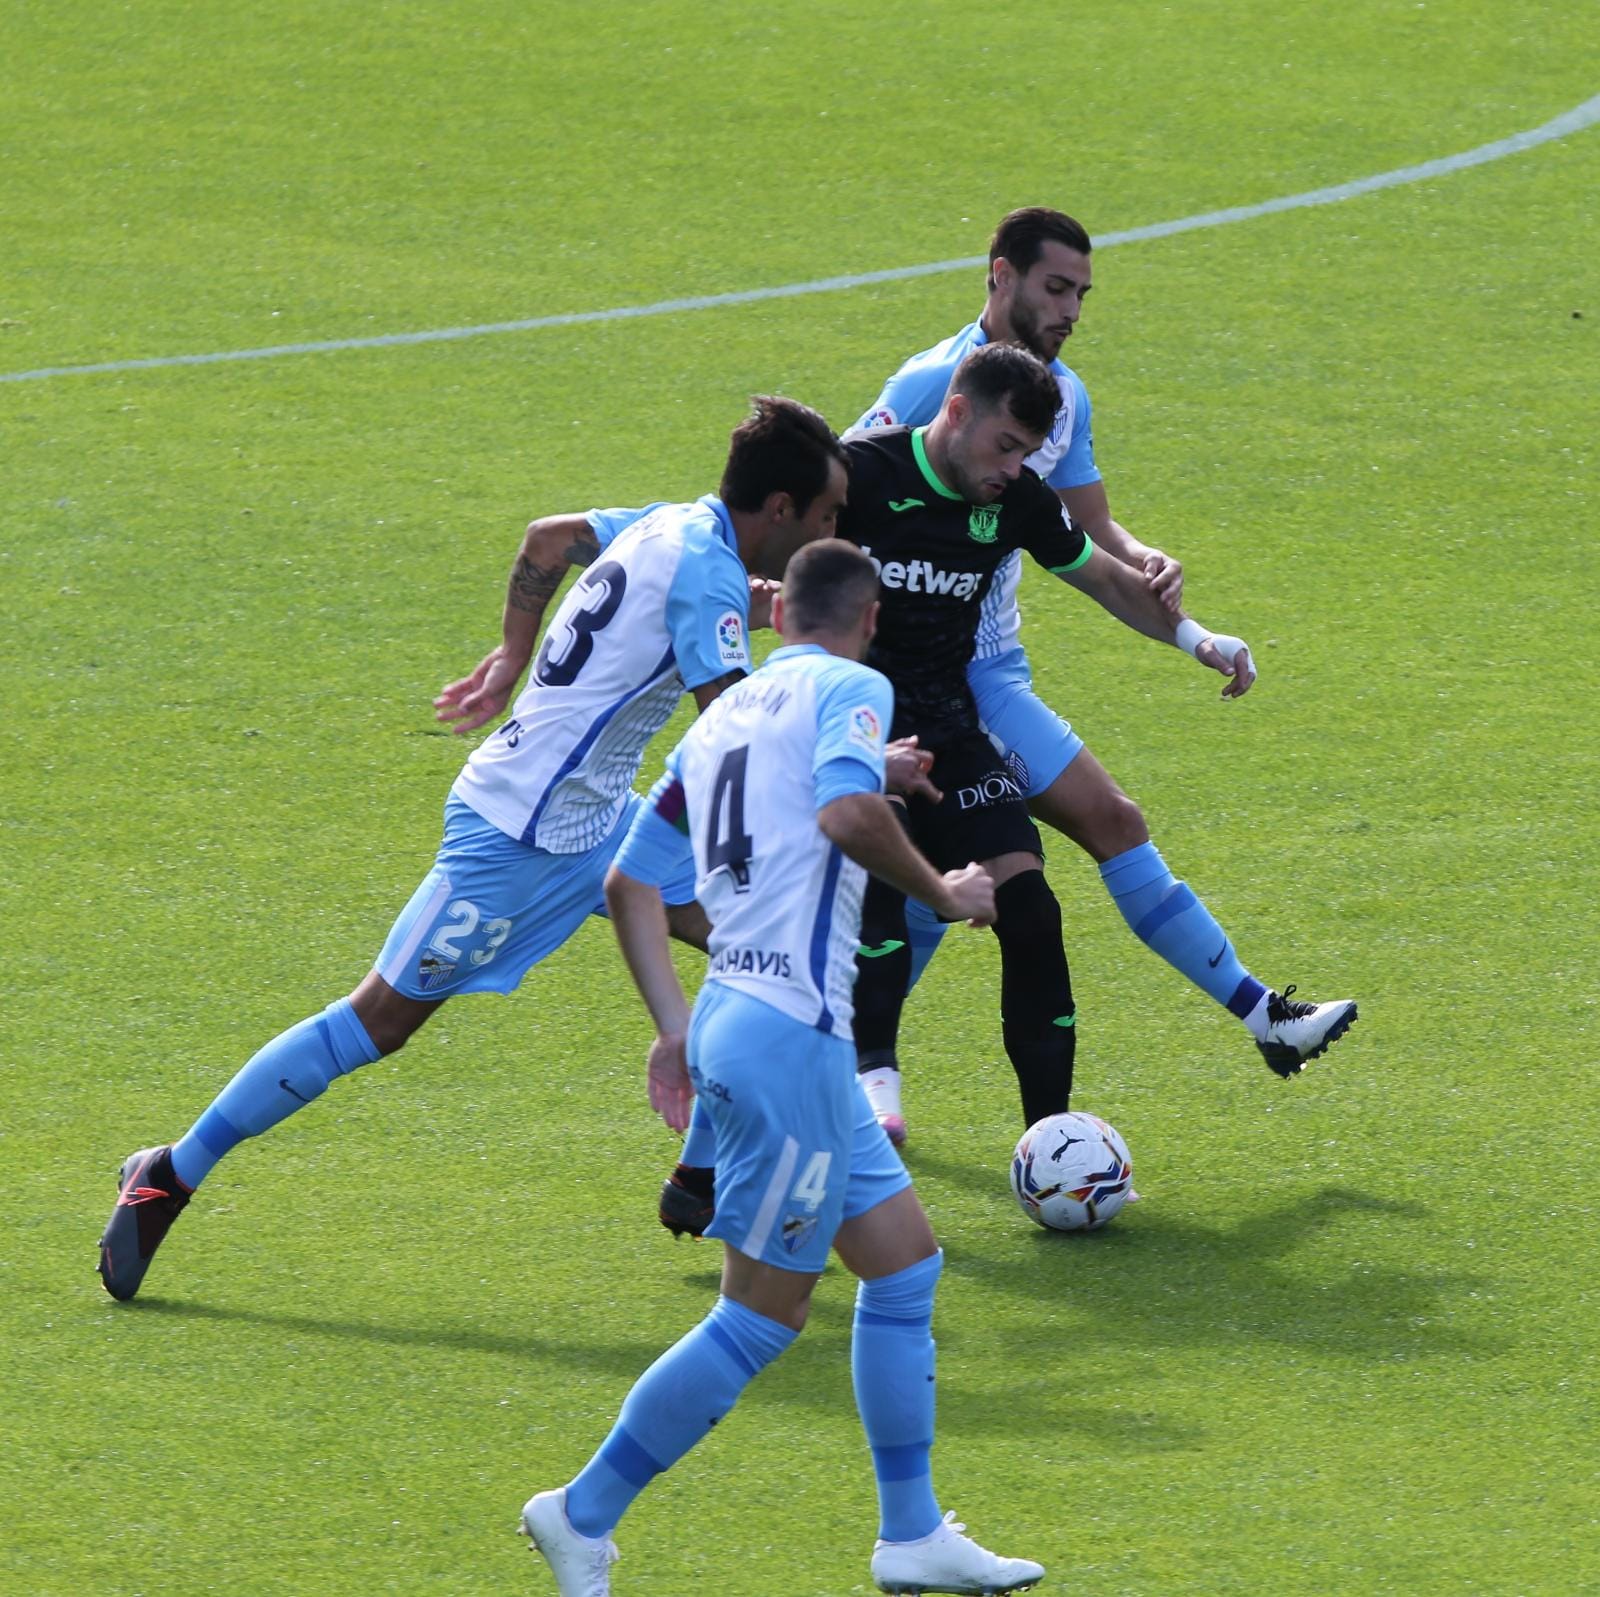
[715,610,748,667]
[417,952,458,992]
[780,1213,819,1255]
[847,705,883,757]
[967,505,1000,544]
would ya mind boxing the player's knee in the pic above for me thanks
[1103,790,1149,853]
[1069,788,1147,861]
[349,976,438,1057]
[1033,768,1148,860]
[993,868,1062,946]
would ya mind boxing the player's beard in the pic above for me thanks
[1009,296,1068,362]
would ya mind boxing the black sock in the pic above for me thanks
[854,876,912,1062]
[993,871,1077,1124]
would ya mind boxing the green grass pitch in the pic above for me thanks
[4,2,1598,1592]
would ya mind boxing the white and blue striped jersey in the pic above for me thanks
[851,319,1099,660]
[451,496,753,854]
[617,644,894,1038]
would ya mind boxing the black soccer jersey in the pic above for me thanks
[837,426,1092,742]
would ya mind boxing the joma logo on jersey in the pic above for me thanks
[967,506,1000,543]
[858,546,981,599]
[956,771,1024,810]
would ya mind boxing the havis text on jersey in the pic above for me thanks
[857,546,982,599]
[709,946,795,980]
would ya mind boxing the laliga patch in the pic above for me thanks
[715,610,749,668]
[861,406,898,429]
[846,704,883,758]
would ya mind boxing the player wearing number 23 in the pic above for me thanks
[95,397,849,1302]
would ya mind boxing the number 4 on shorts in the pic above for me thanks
[791,1151,832,1212]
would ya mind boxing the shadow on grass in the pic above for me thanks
[127,1296,667,1380]
[940,1184,1502,1365]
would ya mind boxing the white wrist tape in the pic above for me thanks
[1174,617,1210,657]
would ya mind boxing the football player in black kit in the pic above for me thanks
[834,341,1252,1137]
[658,343,1255,1236]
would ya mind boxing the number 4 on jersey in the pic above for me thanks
[705,744,754,891]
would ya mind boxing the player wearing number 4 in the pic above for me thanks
[844,206,1357,1143]
[519,539,1044,1597]
[95,397,850,1302]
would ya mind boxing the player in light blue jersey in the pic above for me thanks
[96,398,849,1303]
[846,206,1356,1138]
[520,541,1044,1597]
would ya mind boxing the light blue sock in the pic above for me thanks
[680,1096,718,1169]
[169,999,382,1189]
[853,1250,944,1543]
[1099,842,1266,1019]
[903,897,949,992]
[565,1295,796,1538]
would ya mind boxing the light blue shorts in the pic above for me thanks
[690,983,912,1274]
[374,794,697,999]
[969,647,1085,799]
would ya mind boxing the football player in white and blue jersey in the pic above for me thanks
[96,398,849,1303]
[848,207,1357,1130]
[520,540,1045,1597]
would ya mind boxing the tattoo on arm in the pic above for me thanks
[506,523,600,613]
[508,556,568,614]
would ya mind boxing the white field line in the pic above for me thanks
[3,92,1597,387]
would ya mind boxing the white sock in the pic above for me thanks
[860,1065,903,1122]
[1243,990,1273,1041]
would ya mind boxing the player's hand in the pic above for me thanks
[646,1031,694,1132]
[938,862,996,928]
[1143,549,1184,614]
[434,646,527,734]
[884,736,940,802]
[1195,633,1257,699]
[747,576,781,630]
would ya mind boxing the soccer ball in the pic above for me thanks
[1009,1111,1134,1231]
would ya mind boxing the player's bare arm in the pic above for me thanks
[691,669,747,712]
[434,513,600,733]
[1059,480,1183,613]
[819,793,996,927]
[604,864,695,1131]
[1057,543,1256,698]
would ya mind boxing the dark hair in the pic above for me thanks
[781,539,879,637]
[720,395,847,516]
[949,343,1060,438]
[987,207,1092,293]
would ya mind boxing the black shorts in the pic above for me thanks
[901,731,1042,875]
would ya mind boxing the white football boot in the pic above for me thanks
[520,1489,618,1596]
[1255,985,1358,1076]
[871,1510,1045,1594]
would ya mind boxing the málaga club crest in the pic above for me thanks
[967,505,1000,543]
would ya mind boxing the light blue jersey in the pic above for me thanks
[451,496,753,853]
[618,643,893,1038]
[851,319,1098,660]
[617,643,909,1273]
